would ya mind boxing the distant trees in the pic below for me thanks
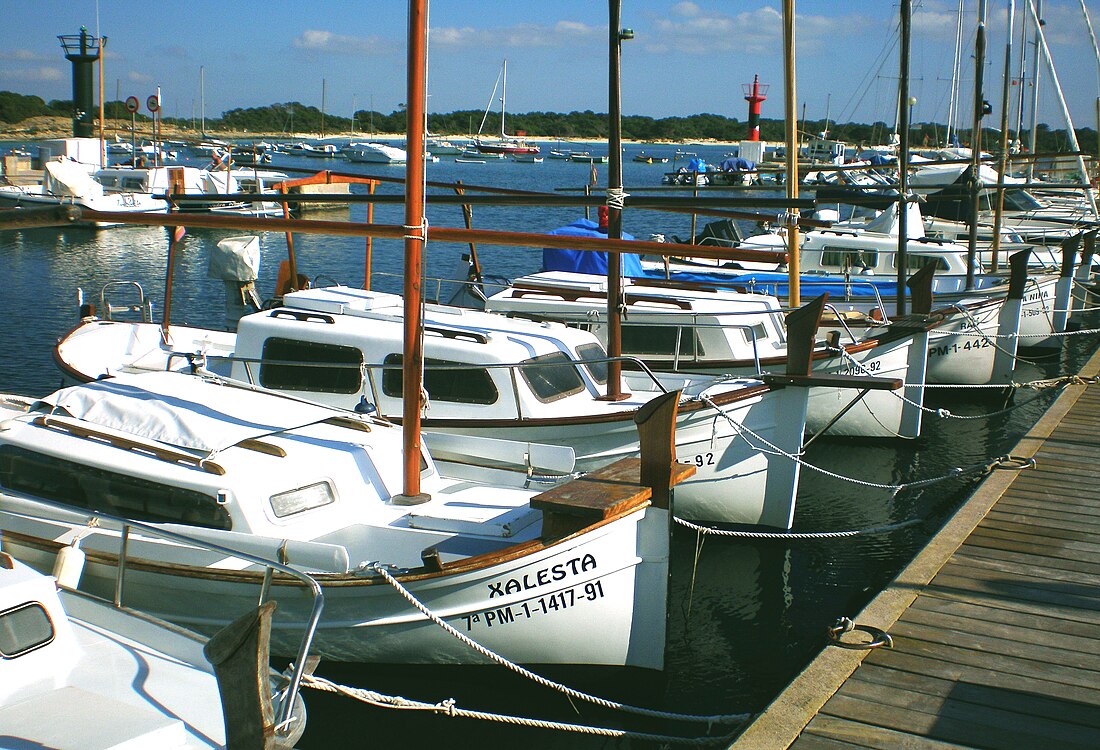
[1,90,1094,152]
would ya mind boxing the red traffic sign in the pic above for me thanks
[146,95,160,113]
[124,96,139,113]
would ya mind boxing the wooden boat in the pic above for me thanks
[0,370,683,668]
[53,285,833,528]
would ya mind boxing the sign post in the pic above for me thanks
[125,95,139,165]
[146,95,160,167]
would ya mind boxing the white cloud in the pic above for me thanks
[642,5,876,56]
[0,66,64,82]
[127,70,153,83]
[293,30,394,56]
[0,49,52,62]
[430,21,603,49]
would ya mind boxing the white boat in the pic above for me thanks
[346,141,408,164]
[93,164,288,217]
[425,137,467,155]
[482,271,927,439]
[0,370,681,668]
[0,158,167,227]
[474,60,540,156]
[53,277,834,528]
[0,507,310,748]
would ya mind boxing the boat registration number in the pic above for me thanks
[462,580,606,631]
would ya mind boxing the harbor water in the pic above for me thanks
[1,142,1097,747]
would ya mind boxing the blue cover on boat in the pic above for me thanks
[719,157,755,171]
[641,269,900,297]
[687,157,708,172]
[542,219,644,276]
[862,152,895,166]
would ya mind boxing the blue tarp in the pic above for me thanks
[719,157,756,171]
[687,157,708,172]
[542,219,645,276]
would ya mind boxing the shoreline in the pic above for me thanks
[0,116,753,149]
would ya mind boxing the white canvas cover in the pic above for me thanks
[34,372,341,454]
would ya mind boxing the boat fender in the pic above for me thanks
[53,539,86,590]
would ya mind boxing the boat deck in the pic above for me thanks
[729,344,1100,749]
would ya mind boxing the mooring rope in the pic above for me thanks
[696,393,1006,493]
[301,674,736,746]
[674,515,923,539]
[369,563,751,725]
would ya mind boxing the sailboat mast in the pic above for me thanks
[991,0,1017,268]
[783,0,800,308]
[1027,0,1042,180]
[401,0,429,501]
[897,0,911,316]
[946,0,963,145]
[200,65,205,139]
[966,0,987,292]
[500,59,507,138]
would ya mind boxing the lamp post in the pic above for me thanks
[908,96,917,142]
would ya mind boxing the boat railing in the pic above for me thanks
[1,493,322,735]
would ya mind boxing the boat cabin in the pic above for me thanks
[231,286,620,423]
[799,228,977,276]
[483,271,790,367]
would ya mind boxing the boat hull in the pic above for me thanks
[0,502,669,669]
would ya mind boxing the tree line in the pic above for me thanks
[2,90,1094,154]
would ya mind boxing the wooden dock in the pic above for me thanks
[731,345,1100,750]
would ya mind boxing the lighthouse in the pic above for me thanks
[742,75,768,142]
[58,27,102,138]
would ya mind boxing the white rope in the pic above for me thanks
[301,674,735,745]
[696,393,999,493]
[369,563,750,725]
[606,186,629,210]
[674,515,923,539]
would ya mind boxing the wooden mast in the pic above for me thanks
[897,0,911,316]
[603,0,626,401]
[783,0,800,308]
[399,0,429,503]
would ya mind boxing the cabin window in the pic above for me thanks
[621,324,702,357]
[820,246,878,269]
[894,254,949,272]
[119,178,146,191]
[270,481,336,518]
[741,322,769,347]
[0,603,54,658]
[0,446,231,530]
[381,354,498,405]
[575,342,609,384]
[260,337,363,394]
[519,351,585,403]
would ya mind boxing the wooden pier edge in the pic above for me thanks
[729,343,1100,750]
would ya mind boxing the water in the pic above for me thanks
[1,141,1097,747]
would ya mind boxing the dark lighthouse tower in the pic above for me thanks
[742,74,769,142]
[58,27,102,138]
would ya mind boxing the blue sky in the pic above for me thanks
[2,1,1098,134]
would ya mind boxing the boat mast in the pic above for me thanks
[966,0,987,292]
[401,0,429,502]
[897,0,911,316]
[1027,0,1042,181]
[200,65,205,140]
[500,59,507,138]
[1026,0,1098,216]
[991,0,1016,270]
[604,0,626,401]
[783,0,800,307]
[946,0,964,146]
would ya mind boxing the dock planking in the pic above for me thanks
[731,345,1100,749]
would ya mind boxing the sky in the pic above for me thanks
[2,1,1099,136]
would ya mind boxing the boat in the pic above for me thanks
[52,273,838,528]
[474,60,540,156]
[0,369,683,669]
[93,163,289,217]
[481,270,929,440]
[567,152,608,164]
[346,141,408,164]
[0,501,311,748]
[0,157,167,227]
[512,154,543,163]
[633,151,669,164]
[425,136,467,155]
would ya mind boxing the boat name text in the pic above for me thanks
[487,553,597,598]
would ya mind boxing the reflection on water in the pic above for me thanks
[1,143,1098,747]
